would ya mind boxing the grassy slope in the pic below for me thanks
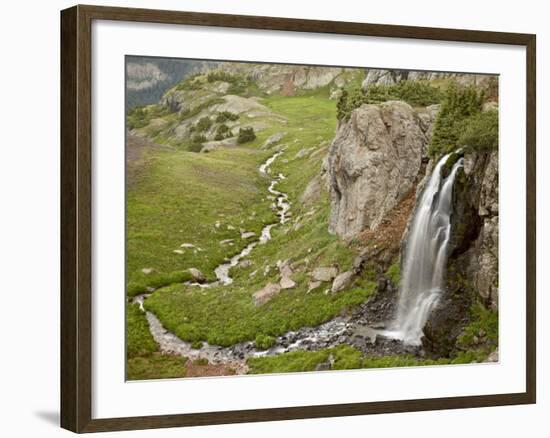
[247,345,489,375]
[142,91,376,348]
[126,146,275,296]
[127,70,497,378]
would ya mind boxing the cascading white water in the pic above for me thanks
[392,153,464,345]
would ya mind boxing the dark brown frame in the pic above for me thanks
[61,4,536,433]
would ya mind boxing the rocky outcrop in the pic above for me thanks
[362,68,496,91]
[465,152,499,309]
[327,101,436,239]
[219,63,355,94]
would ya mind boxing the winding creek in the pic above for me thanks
[133,150,418,373]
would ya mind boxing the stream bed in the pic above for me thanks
[132,151,413,374]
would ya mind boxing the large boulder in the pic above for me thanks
[331,271,354,293]
[327,101,433,239]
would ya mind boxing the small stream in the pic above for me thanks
[133,151,413,373]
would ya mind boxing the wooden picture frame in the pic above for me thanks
[61,4,536,433]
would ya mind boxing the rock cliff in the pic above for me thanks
[327,101,438,239]
[362,68,496,91]
[219,63,355,95]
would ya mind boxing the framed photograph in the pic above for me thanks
[60,4,536,433]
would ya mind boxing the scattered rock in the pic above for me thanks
[220,239,234,245]
[252,283,282,306]
[141,268,154,275]
[307,281,322,293]
[280,276,297,289]
[240,231,256,239]
[331,271,354,293]
[239,260,253,269]
[312,266,339,282]
[279,263,293,278]
[188,268,206,283]
[262,132,285,149]
[352,254,367,271]
[294,147,315,159]
[200,137,238,153]
[172,249,184,255]
[180,243,195,248]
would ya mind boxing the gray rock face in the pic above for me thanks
[280,276,297,289]
[219,63,355,94]
[362,69,409,89]
[327,101,433,239]
[252,283,282,306]
[331,271,354,293]
[262,132,285,149]
[467,151,499,309]
[362,68,495,91]
[312,267,339,282]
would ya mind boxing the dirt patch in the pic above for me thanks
[281,73,295,96]
[185,360,237,377]
[359,187,416,251]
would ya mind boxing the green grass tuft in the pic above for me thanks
[127,354,187,380]
[126,303,158,357]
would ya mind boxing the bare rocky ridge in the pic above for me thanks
[327,101,436,239]
[362,68,496,90]
[219,63,355,95]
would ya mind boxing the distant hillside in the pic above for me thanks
[126,57,218,111]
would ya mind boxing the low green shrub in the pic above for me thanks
[127,105,170,130]
[196,116,213,133]
[458,110,498,153]
[457,302,498,349]
[214,124,232,141]
[191,340,203,349]
[336,80,443,120]
[237,127,256,144]
[255,334,276,350]
[215,111,239,123]
[429,84,485,156]
[385,262,401,286]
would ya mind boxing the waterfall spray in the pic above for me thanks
[393,153,464,345]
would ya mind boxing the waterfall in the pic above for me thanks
[393,153,464,345]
